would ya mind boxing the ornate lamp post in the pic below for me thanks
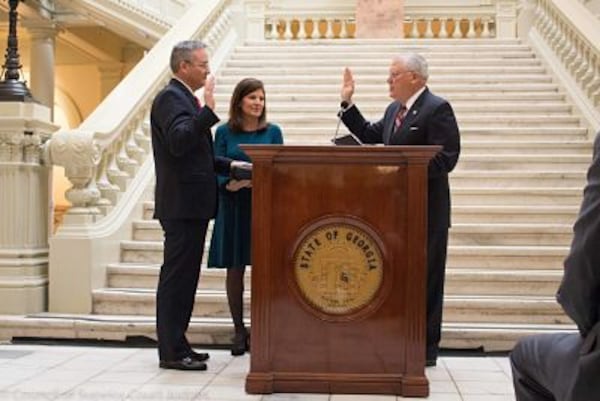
[0,0,35,102]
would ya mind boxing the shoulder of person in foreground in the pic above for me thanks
[556,130,600,336]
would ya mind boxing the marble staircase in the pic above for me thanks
[1,38,591,351]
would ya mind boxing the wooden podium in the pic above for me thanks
[242,145,440,397]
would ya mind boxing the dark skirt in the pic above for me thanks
[207,187,251,268]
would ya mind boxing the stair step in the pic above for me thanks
[284,127,589,143]
[220,65,549,76]
[217,74,554,85]
[217,82,562,94]
[459,143,590,155]
[447,245,569,269]
[265,114,581,125]
[217,102,571,114]
[217,92,566,102]
[450,171,586,187]
[92,288,568,325]
[449,223,572,246]
[226,58,544,68]
[451,205,579,224]
[132,220,573,246]
[106,263,561,296]
[242,38,525,47]
[452,187,582,205]
[445,270,562,296]
[455,154,590,171]
[106,263,250,289]
[0,313,577,351]
[232,50,535,59]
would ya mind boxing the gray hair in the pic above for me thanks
[170,40,207,73]
[393,53,429,81]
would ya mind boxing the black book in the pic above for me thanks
[332,133,363,146]
[231,166,252,181]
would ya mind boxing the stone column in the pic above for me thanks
[0,102,58,313]
[26,24,57,116]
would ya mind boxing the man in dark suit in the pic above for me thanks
[151,40,248,370]
[510,131,600,401]
[339,53,461,367]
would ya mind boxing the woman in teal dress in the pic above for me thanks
[208,78,283,355]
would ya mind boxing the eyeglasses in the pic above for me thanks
[185,60,209,69]
[388,70,414,80]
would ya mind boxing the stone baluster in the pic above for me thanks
[116,132,137,178]
[574,47,590,82]
[586,57,600,98]
[106,143,128,192]
[283,17,293,40]
[96,152,119,207]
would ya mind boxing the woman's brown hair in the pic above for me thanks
[228,78,267,133]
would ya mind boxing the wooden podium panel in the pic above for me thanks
[242,145,440,397]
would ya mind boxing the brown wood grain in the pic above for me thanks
[243,145,439,396]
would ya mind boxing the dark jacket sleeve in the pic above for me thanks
[426,101,461,178]
[153,90,220,158]
[557,132,600,337]
[341,104,390,144]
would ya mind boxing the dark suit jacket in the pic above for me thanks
[556,132,600,400]
[151,79,232,220]
[341,88,461,231]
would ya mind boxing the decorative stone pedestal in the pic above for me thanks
[0,102,57,313]
[356,0,404,38]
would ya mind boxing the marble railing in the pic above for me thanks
[262,0,518,40]
[46,0,240,313]
[529,0,600,131]
[47,0,235,223]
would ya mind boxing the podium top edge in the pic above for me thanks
[240,144,442,161]
[240,144,441,152]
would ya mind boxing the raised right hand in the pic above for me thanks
[341,67,355,103]
[203,75,216,110]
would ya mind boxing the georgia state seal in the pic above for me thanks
[292,222,384,316]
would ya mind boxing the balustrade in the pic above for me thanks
[534,0,600,108]
[48,1,234,222]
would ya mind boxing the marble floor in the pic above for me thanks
[0,342,516,401]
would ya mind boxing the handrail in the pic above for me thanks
[46,0,235,225]
[529,0,600,134]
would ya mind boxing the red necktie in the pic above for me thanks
[394,106,408,130]
[194,96,202,109]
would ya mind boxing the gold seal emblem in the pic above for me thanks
[293,223,384,316]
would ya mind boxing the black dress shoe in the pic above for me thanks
[159,356,207,371]
[189,351,210,362]
[426,358,437,367]
[231,330,249,356]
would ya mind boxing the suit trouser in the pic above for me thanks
[426,227,449,359]
[510,333,581,401]
[157,218,208,361]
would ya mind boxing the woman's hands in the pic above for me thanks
[226,179,252,192]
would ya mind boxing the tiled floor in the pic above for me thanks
[0,343,516,400]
